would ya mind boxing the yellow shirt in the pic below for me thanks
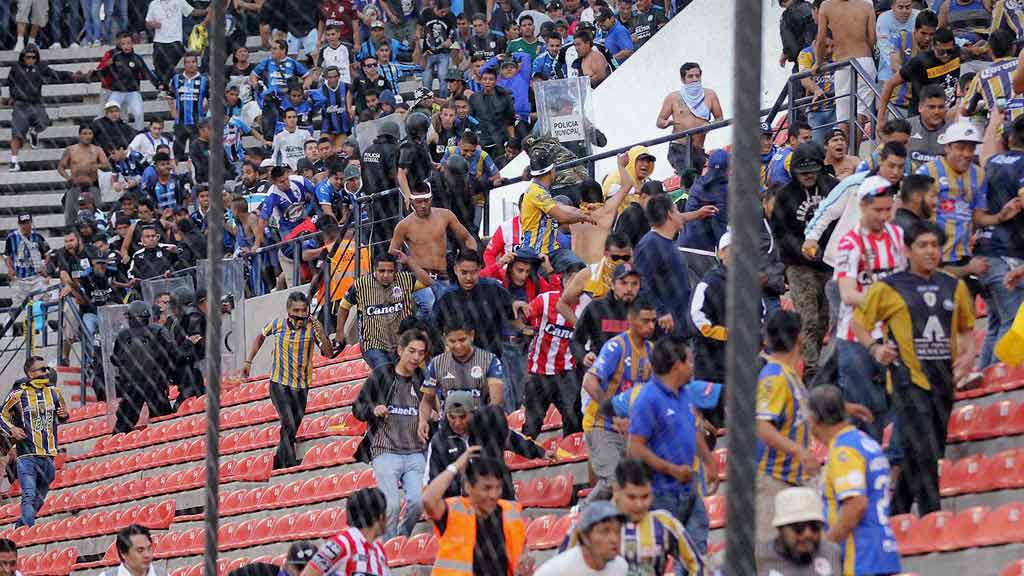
[520,181,560,254]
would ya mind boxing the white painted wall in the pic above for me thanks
[488,0,790,233]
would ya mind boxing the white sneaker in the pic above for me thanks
[9,162,21,172]
[13,38,23,52]
[68,42,79,49]
[48,41,61,50]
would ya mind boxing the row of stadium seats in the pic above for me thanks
[948,400,1024,443]
[892,502,1024,554]
[940,450,1024,496]
[0,499,175,546]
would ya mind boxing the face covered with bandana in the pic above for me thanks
[680,64,710,121]
[287,300,310,328]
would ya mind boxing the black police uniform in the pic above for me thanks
[111,320,177,433]
[128,244,179,280]
[361,134,401,254]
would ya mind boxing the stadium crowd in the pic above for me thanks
[2,0,1024,574]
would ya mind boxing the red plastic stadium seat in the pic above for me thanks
[338,383,361,406]
[890,514,917,555]
[941,454,990,496]
[977,400,1024,439]
[705,494,726,529]
[987,449,1024,491]
[1002,560,1024,576]
[526,515,557,550]
[383,536,408,567]
[272,513,300,544]
[713,448,728,480]
[251,517,277,546]
[985,363,1024,392]
[976,502,1024,547]
[401,533,439,565]
[557,432,587,462]
[947,403,983,442]
[901,510,953,555]
[332,412,367,436]
[520,473,573,508]
[937,506,989,551]
[507,409,526,432]
[291,510,322,540]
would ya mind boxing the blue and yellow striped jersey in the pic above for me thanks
[964,57,1023,121]
[263,318,321,390]
[992,0,1024,42]
[755,360,810,485]
[823,425,902,576]
[915,158,985,262]
[0,379,66,458]
[520,181,561,254]
[583,332,651,431]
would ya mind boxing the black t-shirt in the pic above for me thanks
[899,49,961,112]
[286,0,321,36]
[419,9,457,53]
[632,8,668,47]
[467,33,506,60]
[78,272,112,314]
[189,138,211,185]
[613,201,650,248]
[398,140,434,188]
[435,505,509,576]
[353,75,395,109]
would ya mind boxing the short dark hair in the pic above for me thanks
[519,13,534,24]
[273,39,288,51]
[1011,115,1024,149]
[764,309,802,354]
[454,249,482,266]
[615,458,651,487]
[23,356,44,375]
[628,296,656,317]
[373,252,398,269]
[900,173,934,204]
[347,487,388,529]
[604,232,631,251]
[465,456,506,485]
[881,118,911,136]
[443,316,475,336]
[78,123,93,134]
[680,62,701,78]
[904,219,946,248]
[916,9,938,29]
[644,194,674,227]
[918,84,946,106]
[933,26,955,45]
[480,67,498,78]
[115,524,152,558]
[0,538,16,554]
[183,51,200,62]
[789,120,812,141]
[808,384,847,426]
[651,335,691,375]
[573,30,593,44]
[579,179,604,204]
[990,28,1015,58]
[286,291,309,307]
[879,141,907,160]
[398,329,429,350]
[471,12,487,22]
[461,130,479,146]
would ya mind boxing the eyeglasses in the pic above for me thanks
[609,254,631,262]
[363,62,378,67]
[787,521,822,535]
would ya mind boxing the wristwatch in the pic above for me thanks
[446,464,458,475]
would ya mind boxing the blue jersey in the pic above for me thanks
[310,84,351,135]
[823,425,902,576]
[533,52,557,79]
[439,146,498,180]
[277,97,316,134]
[170,73,209,127]
[314,180,353,212]
[915,158,985,262]
[252,57,309,97]
[4,231,49,279]
[223,118,253,166]
[259,175,316,239]
[583,332,651,431]
[112,151,147,179]
[146,176,185,211]
[977,149,1024,258]
[768,145,794,187]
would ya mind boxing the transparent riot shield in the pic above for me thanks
[535,77,596,157]
[353,116,406,155]
[98,304,129,429]
[141,276,195,304]
[197,258,247,378]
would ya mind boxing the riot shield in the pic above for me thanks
[197,259,247,377]
[141,276,196,304]
[353,116,406,155]
[98,304,129,429]
[535,77,596,157]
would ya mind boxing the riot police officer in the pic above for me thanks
[397,112,434,205]
[361,119,401,256]
[167,286,206,407]
[110,301,176,433]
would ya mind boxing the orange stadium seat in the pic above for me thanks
[320,473,348,500]
[985,363,1024,392]
[292,510,322,540]
[557,432,588,462]
[941,454,990,496]
[713,448,728,481]
[1002,560,1024,576]
[519,473,573,508]
[526,515,558,550]
[937,506,989,551]
[987,449,1024,491]
[507,409,526,431]
[705,494,726,529]
[976,502,1024,547]
[901,510,953,555]
[977,400,1024,439]
[250,517,277,546]
[542,405,563,431]
[890,514,917,555]
[338,383,361,406]
[947,404,983,442]
[402,533,439,565]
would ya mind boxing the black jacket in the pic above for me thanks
[6,48,75,104]
[771,173,837,272]
[361,136,400,195]
[760,216,787,297]
[692,264,727,384]
[92,117,136,153]
[570,292,631,362]
[613,202,649,249]
[95,49,161,92]
[469,87,516,148]
[780,0,816,63]
[352,363,425,465]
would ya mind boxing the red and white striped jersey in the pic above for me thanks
[833,223,906,341]
[308,527,391,576]
[484,216,523,268]
[527,291,581,375]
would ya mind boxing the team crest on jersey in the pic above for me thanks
[923,292,937,308]
[470,366,483,378]
[392,285,403,298]
[814,557,833,575]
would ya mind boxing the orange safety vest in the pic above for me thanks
[431,497,526,576]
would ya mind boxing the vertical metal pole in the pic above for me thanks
[725,0,762,573]
[849,65,859,155]
[292,239,301,287]
[786,76,795,127]
[204,0,226,572]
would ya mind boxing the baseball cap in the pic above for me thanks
[937,122,984,145]
[773,487,826,527]
[343,164,361,181]
[636,151,657,162]
[379,90,398,107]
[790,154,822,174]
[578,501,626,534]
[371,20,385,28]
[286,541,319,567]
[445,389,476,415]
[826,127,846,142]
[104,100,120,110]
[445,68,465,82]
[612,263,640,281]
[295,157,315,174]
[499,55,519,68]
[717,230,732,253]
[259,157,278,169]
[686,380,722,411]
[856,175,897,201]
[708,149,729,170]
[17,214,32,223]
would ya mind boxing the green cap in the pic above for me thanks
[343,164,361,181]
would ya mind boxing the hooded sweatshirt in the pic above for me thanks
[602,145,653,213]
[770,144,838,271]
[680,164,729,251]
[7,47,75,104]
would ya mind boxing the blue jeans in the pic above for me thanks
[423,53,451,97]
[83,0,101,43]
[415,279,451,320]
[979,256,1024,368]
[837,339,887,441]
[547,247,586,274]
[101,0,128,42]
[15,456,55,527]
[372,452,425,539]
[653,487,708,564]
[287,28,318,55]
[49,0,82,45]
[806,109,837,145]
[0,1,11,48]
[501,341,526,411]
[362,348,394,371]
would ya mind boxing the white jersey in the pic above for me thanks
[320,43,353,85]
[271,128,313,170]
[128,132,173,162]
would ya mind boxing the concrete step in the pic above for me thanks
[0,99,173,127]
[0,36,268,67]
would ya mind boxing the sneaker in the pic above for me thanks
[13,38,23,52]
[9,162,20,172]
[958,371,985,390]
[68,42,79,49]
[27,128,38,149]
[48,41,61,50]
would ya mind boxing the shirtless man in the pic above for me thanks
[57,125,110,190]
[571,153,634,265]
[388,180,478,297]
[656,62,724,175]
[824,128,860,178]
[814,0,876,141]
[573,29,610,88]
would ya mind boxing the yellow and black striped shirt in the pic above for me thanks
[340,271,421,353]
[0,379,66,458]
[263,318,323,390]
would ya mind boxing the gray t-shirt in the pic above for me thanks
[371,373,425,457]
[908,115,945,172]
[752,538,842,576]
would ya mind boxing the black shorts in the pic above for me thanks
[259,0,287,29]
[11,102,50,140]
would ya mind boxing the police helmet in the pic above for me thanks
[378,120,401,141]
[127,300,151,320]
[405,112,431,139]
[174,286,196,307]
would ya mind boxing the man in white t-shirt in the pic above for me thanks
[535,501,629,576]
[146,0,208,90]
[272,109,314,170]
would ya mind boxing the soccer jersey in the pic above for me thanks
[583,332,652,432]
[767,145,794,188]
[526,291,579,375]
[170,72,208,127]
[271,128,314,170]
[259,175,315,239]
[424,348,504,410]
[823,425,902,576]
[4,230,49,278]
[223,117,252,166]
[340,272,418,353]
[965,57,1021,121]
[252,57,309,97]
[311,83,351,135]
[756,360,811,485]
[262,317,320,389]
[797,46,834,112]
[916,158,985,262]
[992,0,1024,43]
[520,181,560,254]
[833,223,905,341]
[0,379,66,458]
[319,42,353,84]
[309,527,390,575]
[891,31,916,108]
